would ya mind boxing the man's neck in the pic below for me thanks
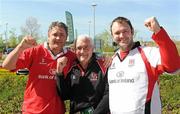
[80,62,88,70]
[48,44,63,56]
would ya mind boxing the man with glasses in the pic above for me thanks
[56,35,109,114]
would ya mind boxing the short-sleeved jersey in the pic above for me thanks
[16,42,76,114]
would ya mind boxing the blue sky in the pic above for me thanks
[0,0,180,41]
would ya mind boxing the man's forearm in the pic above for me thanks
[2,45,24,70]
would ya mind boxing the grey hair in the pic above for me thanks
[74,34,94,48]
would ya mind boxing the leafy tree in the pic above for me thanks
[95,29,115,52]
[20,17,47,44]
[17,35,24,44]
[95,28,140,53]
[0,34,5,51]
[8,28,18,48]
[21,16,40,39]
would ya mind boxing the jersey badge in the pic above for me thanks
[128,59,135,66]
[39,58,47,65]
[49,69,56,75]
[90,72,98,81]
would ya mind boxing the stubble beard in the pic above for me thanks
[119,38,134,51]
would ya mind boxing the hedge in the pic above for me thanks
[0,69,179,113]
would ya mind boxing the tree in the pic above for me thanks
[0,34,4,47]
[95,29,115,52]
[0,34,5,51]
[21,17,40,39]
[8,28,18,48]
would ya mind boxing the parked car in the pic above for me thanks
[6,48,14,54]
[16,68,29,75]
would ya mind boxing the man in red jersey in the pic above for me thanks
[2,21,76,114]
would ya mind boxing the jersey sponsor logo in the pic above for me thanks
[116,71,124,78]
[109,71,134,84]
[49,69,56,75]
[109,78,134,84]
[37,69,56,80]
[38,75,55,80]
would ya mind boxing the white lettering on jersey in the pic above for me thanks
[38,75,55,80]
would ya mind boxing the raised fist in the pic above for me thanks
[20,36,37,50]
[144,17,161,34]
[57,56,68,73]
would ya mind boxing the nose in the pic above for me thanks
[119,33,125,38]
[56,36,61,40]
[80,48,85,53]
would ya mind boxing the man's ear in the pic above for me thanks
[48,31,50,37]
[131,28,134,36]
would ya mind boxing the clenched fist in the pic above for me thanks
[144,17,161,34]
[19,36,37,50]
[57,56,68,74]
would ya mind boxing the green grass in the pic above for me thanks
[160,74,180,114]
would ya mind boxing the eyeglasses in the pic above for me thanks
[76,46,91,51]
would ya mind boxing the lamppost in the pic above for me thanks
[5,23,8,51]
[88,21,91,37]
[91,3,97,39]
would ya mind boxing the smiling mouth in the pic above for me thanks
[121,41,127,43]
[55,41,63,44]
[80,55,88,58]
[121,39,129,43]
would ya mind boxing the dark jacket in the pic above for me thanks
[56,53,109,114]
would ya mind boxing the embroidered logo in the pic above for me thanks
[49,69,56,75]
[90,72,98,81]
[128,59,135,66]
[39,58,47,65]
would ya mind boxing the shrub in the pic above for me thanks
[160,74,180,114]
[0,69,179,113]
[0,69,27,113]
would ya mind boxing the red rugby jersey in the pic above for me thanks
[16,42,76,114]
